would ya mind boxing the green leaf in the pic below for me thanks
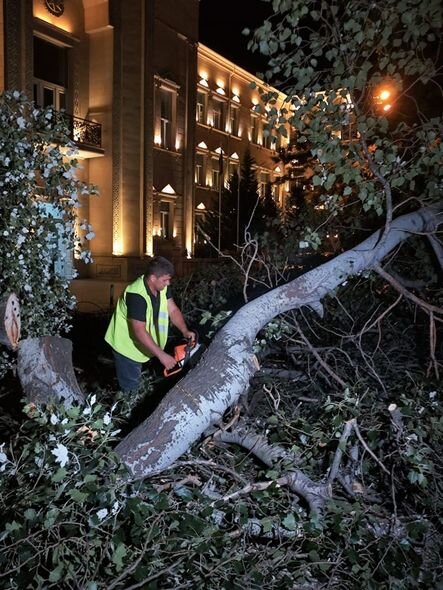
[282,513,298,531]
[24,509,37,521]
[261,517,274,533]
[68,488,89,503]
[112,543,128,570]
[49,564,64,583]
[52,468,67,482]
[5,520,22,532]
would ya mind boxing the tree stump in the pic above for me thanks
[17,336,85,406]
[0,293,20,349]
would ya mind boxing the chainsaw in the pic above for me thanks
[163,331,201,377]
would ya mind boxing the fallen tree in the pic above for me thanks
[115,205,442,480]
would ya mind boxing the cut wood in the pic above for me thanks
[0,293,21,349]
[17,336,84,406]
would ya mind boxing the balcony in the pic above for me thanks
[61,113,104,159]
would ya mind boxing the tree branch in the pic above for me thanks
[374,264,443,316]
[428,234,443,271]
[214,424,330,516]
[115,206,443,480]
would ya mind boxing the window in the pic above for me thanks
[211,157,221,190]
[196,91,207,124]
[229,106,239,135]
[195,153,205,185]
[228,160,239,180]
[33,36,68,110]
[250,115,259,144]
[258,171,271,197]
[160,201,172,238]
[262,122,272,149]
[194,212,206,244]
[212,99,225,130]
[159,88,173,149]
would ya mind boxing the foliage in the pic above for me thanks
[0,259,441,588]
[247,0,442,249]
[0,91,95,367]
[0,325,441,589]
[171,261,244,329]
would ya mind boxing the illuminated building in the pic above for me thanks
[0,0,286,306]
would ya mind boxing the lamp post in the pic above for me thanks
[218,150,223,253]
[236,168,241,247]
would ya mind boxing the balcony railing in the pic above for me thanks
[61,113,103,152]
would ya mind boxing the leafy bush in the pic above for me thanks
[0,91,95,375]
[171,261,244,333]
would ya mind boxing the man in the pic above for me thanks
[105,256,194,391]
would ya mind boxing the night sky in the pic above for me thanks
[199,0,272,75]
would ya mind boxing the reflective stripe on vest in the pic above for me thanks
[104,275,169,363]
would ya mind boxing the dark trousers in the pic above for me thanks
[112,350,143,392]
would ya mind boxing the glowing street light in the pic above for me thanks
[379,89,391,101]
[374,83,396,114]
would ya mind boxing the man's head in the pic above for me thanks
[145,256,175,292]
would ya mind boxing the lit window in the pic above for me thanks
[229,106,239,135]
[159,88,173,149]
[195,153,205,185]
[262,122,272,149]
[160,201,171,238]
[212,157,221,190]
[258,171,270,197]
[212,99,225,130]
[228,160,239,179]
[250,115,259,144]
[196,91,207,124]
[195,212,206,244]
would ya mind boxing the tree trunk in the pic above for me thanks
[115,206,442,480]
[17,336,85,406]
[0,293,20,349]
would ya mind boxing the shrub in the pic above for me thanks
[0,91,95,375]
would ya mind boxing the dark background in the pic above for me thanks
[198,0,271,74]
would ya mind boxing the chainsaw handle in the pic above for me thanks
[163,331,199,378]
[163,363,182,377]
[185,330,198,345]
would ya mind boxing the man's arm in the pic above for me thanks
[129,319,176,370]
[167,298,194,341]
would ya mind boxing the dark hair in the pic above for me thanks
[145,256,175,278]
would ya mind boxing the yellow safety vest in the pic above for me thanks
[105,275,169,362]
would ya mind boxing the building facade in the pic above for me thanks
[1,0,286,308]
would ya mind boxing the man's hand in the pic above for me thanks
[183,330,196,343]
[158,350,177,371]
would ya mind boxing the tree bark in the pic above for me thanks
[115,206,442,480]
[0,293,20,349]
[17,336,85,406]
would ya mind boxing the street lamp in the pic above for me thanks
[373,83,396,113]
